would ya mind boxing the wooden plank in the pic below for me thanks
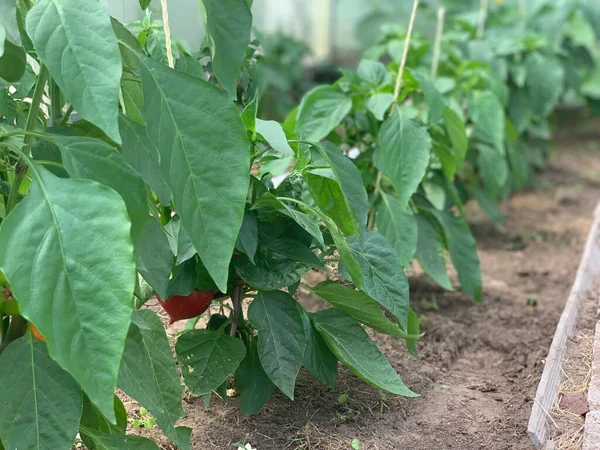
[583,322,600,450]
[527,201,600,448]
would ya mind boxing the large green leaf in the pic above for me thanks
[326,219,362,289]
[119,116,171,206]
[176,330,247,396]
[295,86,352,141]
[80,394,127,449]
[53,135,148,241]
[525,52,565,117]
[311,309,417,397]
[247,291,306,399]
[255,119,294,157]
[0,333,82,450]
[375,108,431,208]
[477,144,508,197]
[415,215,452,290]
[409,69,445,124]
[139,56,250,292]
[235,338,276,416]
[357,59,391,87]
[119,310,191,450]
[0,40,25,82]
[135,219,173,300]
[200,0,252,98]
[376,193,417,268]
[0,164,135,421]
[430,211,482,301]
[235,211,258,263]
[348,231,409,329]
[306,170,358,236]
[26,0,122,142]
[469,90,505,154]
[79,428,159,450]
[365,93,394,120]
[0,1,21,47]
[298,306,338,388]
[317,142,369,233]
[442,107,468,164]
[307,281,407,337]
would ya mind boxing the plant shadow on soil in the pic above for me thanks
[130,127,600,450]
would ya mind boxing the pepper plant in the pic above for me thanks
[0,1,420,449]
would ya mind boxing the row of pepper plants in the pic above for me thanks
[285,0,600,295]
[0,0,597,449]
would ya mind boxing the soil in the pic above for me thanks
[129,132,600,450]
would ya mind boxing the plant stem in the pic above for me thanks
[369,0,419,230]
[431,7,445,81]
[6,65,49,215]
[49,79,62,126]
[59,104,74,126]
[476,0,488,39]
[0,315,26,353]
[229,280,243,337]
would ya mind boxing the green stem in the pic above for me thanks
[6,66,50,215]
[50,79,62,126]
[59,104,74,126]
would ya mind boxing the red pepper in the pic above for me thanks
[158,290,213,324]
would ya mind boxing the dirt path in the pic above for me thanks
[136,135,600,450]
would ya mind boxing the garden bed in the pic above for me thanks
[126,135,600,450]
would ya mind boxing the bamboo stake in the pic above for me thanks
[160,0,174,68]
[431,7,445,81]
[476,0,488,39]
[368,0,420,230]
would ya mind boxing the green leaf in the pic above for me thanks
[235,338,276,416]
[53,135,148,241]
[430,211,482,301]
[235,246,311,291]
[253,193,325,249]
[311,309,417,397]
[408,69,446,123]
[264,238,324,269]
[325,219,362,289]
[508,88,533,133]
[442,107,468,163]
[247,290,306,399]
[375,108,431,208]
[357,59,391,87]
[119,310,191,450]
[200,0,252,98]
[525,52,564,117]
[365,93,394,120]
[405,308,420,357]
[306,170,358,236]
[134,219,173,300]
[471,185,504,226]
[307,281,406,338]
[415,214,452,290]
[295,86,352,141]
[317,142,369,233]
[80,394,127,449]
[119,116,171,206]
[469,90,505,154]
[176,329,247,396]
[376,193,417,268]
[139,56,250,292]
[0,1,22,47]
[0,165,135,421]
[79,428,159,450]
[139,0,151,9]
[298,306,338,387]
[0,333,82,449]
[0,40,26,82]
[235,211,258,263]
[26,0,122,142]
[477,144,508,197]
[348,231,409,329]
[255,119,294,157]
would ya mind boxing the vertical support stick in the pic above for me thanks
[431,7,445,81]
[476,0,488,39]
[160,0,174,68]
